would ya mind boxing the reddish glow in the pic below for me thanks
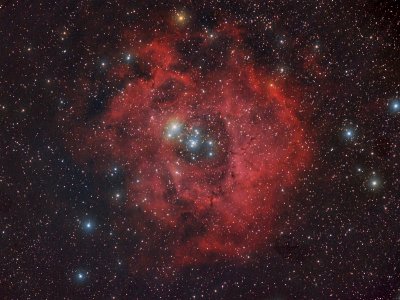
[65,26,312,268]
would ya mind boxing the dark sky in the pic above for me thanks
[1,1,400,299]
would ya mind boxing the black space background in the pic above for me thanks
[1,1,400,299]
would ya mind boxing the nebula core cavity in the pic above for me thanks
[68,26,311,266]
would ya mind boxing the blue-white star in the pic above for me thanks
[342,127,356,141]
[82,219,95,233]
[389,99,400,113]
[74,270,88,283]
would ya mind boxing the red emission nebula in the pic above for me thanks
[65,25,312,267]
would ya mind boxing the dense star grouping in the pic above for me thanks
[1,1,399,299]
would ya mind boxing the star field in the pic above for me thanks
[1,1,400,299]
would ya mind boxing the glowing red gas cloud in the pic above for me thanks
[64,25,311,268]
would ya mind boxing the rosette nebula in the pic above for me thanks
[4,1,400,298]
[66,26,311,267]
